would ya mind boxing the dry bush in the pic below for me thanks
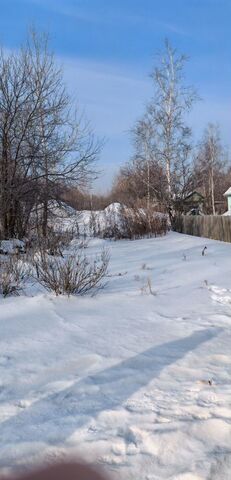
[121,207,169,239]
[99,205,169,240]
[0,255,31,297]
[89,210,122,239]
[27,227,78,257]
[140,276,156,296]
[101,221,123,240]
[89,211,98,237]
[32,247,109,296]
[44,230,72,256]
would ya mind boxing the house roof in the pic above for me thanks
[224,187,231,197]
[184,190,205,200]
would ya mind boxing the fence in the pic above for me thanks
[174,215,231,243]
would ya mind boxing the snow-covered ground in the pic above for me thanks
[0,232,231,479]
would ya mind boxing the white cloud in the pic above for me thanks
[25,0,189,36]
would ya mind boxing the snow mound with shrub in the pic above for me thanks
[0,239,25,254]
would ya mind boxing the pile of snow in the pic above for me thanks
[0,232,231,478]
[77,203,169,238]
[48,201,80,233]
[48,200,77,219]
[47,201,169,238]
[74,203,124,237]
[104,202,123,216]
[0,239,25,255]
[102,202,124,232]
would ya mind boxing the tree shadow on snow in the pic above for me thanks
[0,327,221,467]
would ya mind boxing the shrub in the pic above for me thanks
[99,205,169,240]
[0,255,31,297]
[32,247,109,296]
[123,206,169,239]
[89,211,98,237]
[27,227,79,257]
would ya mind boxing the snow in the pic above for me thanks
[40,200,77,219]
[52,202,169,237]
[0,239,25,255]
[223,187,231,197]
[104,202,124,215]
[51,202,123,234]
[0,232,231,479]
[76,203,124,236]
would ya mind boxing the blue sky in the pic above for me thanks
[0,0,230,192]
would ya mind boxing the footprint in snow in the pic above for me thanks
[208,285,231,306]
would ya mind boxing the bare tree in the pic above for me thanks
[131,40,197,221]
[111,156,166,209]
[0,31,100,239]
[194,124,229,214]
[131,117,157,209]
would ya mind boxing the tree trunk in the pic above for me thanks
[42,195,48,238]
[211,167,216,215]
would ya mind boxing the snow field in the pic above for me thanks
[0,232,231,479]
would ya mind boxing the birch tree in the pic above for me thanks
[131,117,156,209]
[194,124,227,214]
[132,40,197,220]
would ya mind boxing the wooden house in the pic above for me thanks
[183,191,205,215]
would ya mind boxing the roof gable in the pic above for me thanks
[224,187,231,197]
[184,191,205,201]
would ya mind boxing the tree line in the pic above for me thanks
[110,122,230,215]
[106,41,230,217]
[67,41,230,218]
[0,34,230,240]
